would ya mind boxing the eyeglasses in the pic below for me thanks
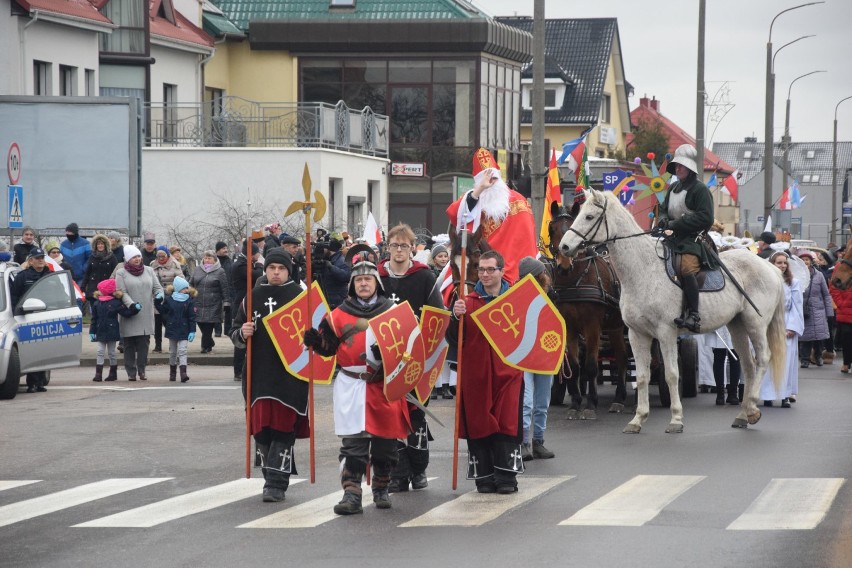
[477,266,502,274]
[388,243,411,250]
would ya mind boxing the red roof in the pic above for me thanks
[15,0,112,25]
[627,97,735,174]
[149,0,213,49]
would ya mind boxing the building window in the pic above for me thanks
[59,65,77,96]
[163,83,178,143]
[806,150,815,159]
[743,150,752,159]
[33,60,51,95]
[330,0,355,6]
[600,93,611,124]
[85,69,95,96]
[802,174,811,183]
[812,174,820,183]
[544,88,557,107]
[100,0,146,54]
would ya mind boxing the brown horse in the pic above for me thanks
[547,200,629,419]
[829,240,852,290]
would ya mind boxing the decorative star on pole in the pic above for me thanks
[633,153,673,204]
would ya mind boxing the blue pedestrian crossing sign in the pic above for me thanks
[8,185,23,228]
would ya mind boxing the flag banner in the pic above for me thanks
[470,275,566,374]
[433,260,455,307]
[721,170,739,202]
[557,126,593,171]
[540,149,561,257]
[46,257,85,301]
[368,301,427,402]
[363,211,382,245]
[707,173,718,189]
[414,306,452,403]
[263,282,336,385]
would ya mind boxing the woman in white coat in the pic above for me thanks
[761,251,804,407]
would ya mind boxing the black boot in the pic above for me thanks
[169,365,177,381]
[441,384,454,399]
[714,373,725,406]
[674,274,701,333]
[334,461,364,515]
[738,383,745,402]
[262,440,292,502]
[179,365,190,383]
[726,383,740,405]
[372,473,392,510]
[105,365,118,381]
[92,364,104,382]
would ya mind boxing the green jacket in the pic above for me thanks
[659,177,717,269]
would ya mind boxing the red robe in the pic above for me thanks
[446,189,537,284]
[452,290,524,440]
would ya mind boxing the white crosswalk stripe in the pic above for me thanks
[73,478,302,528]
[559,474,705,527]
[400,476,572,527]
[727,478,845,530]
[0,480,40,492]
[0,478,172,528]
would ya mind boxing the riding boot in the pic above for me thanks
[179,365,190,383]
[169,365,177,381]
[334,460,365,515]
[92,364,104,382]
[674,274,701,333]
[105,365,118,381]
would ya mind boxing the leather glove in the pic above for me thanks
[187,332,195,342]
[370,344,382,361]
[656,218,668,230]
[90,333,97,342]
[304,327,322,349]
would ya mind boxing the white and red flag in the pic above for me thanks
[721,170,739,203]
[363,211,382,246]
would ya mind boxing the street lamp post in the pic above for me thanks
[782,70,826,197]
[833,95,852,244]
[764,2,824,224]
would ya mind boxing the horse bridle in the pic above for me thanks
[548,211,575,257]
[565,195,610,250]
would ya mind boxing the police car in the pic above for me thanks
[0,263,83,399]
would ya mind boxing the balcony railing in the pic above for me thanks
[144,97,388,156]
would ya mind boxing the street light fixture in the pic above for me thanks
[833,95,852,244]
[764,2,824,225]
[781,70,826,199]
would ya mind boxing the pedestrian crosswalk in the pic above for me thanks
[0,475,844,531]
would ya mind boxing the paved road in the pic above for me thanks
[2,364,852,568]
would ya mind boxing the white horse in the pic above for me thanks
[558,189,787,433]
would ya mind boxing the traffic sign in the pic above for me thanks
[7,143,21,185]
[8,185,23,228]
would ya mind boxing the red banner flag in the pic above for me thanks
[414,306,451,403]
[469,275,566,374]
[368,301,426,402]
[263,282,336,384]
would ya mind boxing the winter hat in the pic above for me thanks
[143,231,156,243]
[156,245,170,257]
[123,244,142,261]
[431,244,448,257]
[215,241,228,252]
[328,239,343,252]
[107,230,122,241]
[65,222,79,236]
[279,234,301,245]
[45,241,60,254]
[518,256,545,279]
[172,276,189,293]
[797,249,817,261]
[0,241,7,252]
[758,231,777,245]
[244,240,259,256]
[97,279,117,297]
[264,247,293,272]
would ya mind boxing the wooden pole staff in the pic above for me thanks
[245,199,253,479]
[452,228,468,490]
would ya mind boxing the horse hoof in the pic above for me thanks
[623,423,641,434]
[566,409,581,420]
[581,409,597,420]
[608,403,625,414]
[665,423,684,434]
[731,417,748,429]
[747,410,762,425]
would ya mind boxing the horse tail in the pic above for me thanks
[767,289,787,392]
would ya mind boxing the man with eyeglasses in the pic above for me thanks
[447,250,525,494]
[377,223,444,494]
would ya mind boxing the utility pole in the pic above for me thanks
[530,0,546,230]
[695,0,706,182]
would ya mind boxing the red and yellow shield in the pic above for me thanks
[470,274,565,374]
[414,306,451,403]
[263,282,336,384]
[368,301,426,402]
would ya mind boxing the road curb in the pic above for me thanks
[80,356,231,367]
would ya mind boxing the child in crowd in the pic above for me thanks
[89,279,140,382]
[156,276,197,383]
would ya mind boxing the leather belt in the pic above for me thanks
[340,368,382,383]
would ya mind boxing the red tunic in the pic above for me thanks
[446,189,537,284]
[328,308,411,439]
[455,291,524,440]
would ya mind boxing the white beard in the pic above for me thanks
[474,171,510,223]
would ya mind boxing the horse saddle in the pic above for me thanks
[664,252,725,292]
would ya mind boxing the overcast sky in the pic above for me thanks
[474,0,852,146]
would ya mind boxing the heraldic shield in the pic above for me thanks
[470,274,566,374]
[415,305,451,403]
[368,301,427,402]
[263,282,337,384]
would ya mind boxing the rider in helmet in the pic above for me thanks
[658,144,716,333]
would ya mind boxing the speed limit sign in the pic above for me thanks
[7,143,21,185]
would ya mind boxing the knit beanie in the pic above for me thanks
[65,222,79,236]
[45,241,60,254]
[518,256,545,280]
[215,241,228,252]
[172,276,189,293]
[329,239,343,252]
[107,230,122,241]
[244,240,259,256]
[264,247,293,272]
[156,245,170,257]
[97,279,117,297]
[123,245,142,261]
[431,244,448,257]
[758,231,776,245]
